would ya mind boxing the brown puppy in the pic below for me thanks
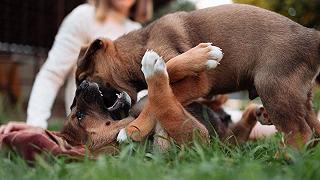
[76,4,320,148]
[61,46,268,153]
[60,80,266,153]
[60,80,134,152]
[116,50,266,146]
[62,43,224,151]
[61,44,218,152]
[61,48,268,153]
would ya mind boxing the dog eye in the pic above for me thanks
[76,111,85,121]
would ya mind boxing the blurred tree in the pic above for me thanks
[233,0,320,29]
[150,0,196,22]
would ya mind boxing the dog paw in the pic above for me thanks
[117,128,128,143]
[141,50,168,79]
[256,105,272,125]
[205,60,220,69]
[208,44,223,62]
[197,43,223,70]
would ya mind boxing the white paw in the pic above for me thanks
[205,60,220,69]
[117,128,128,143]
[208,45,223,62]
[141,50,168,79]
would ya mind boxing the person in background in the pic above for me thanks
[0,0,153,133]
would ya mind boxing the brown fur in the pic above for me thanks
[76,4,320,148]
[136,63,260,145]
[63,44,262,152]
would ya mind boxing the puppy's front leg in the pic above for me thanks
[166,43,223,105]
[167,43,223,83]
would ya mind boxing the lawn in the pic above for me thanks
[1,65,319,180]
[1,134,320,180]
[2,90,320,180]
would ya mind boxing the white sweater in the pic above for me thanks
[26,4,141,128]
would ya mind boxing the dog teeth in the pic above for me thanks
[95,83,104,97]
[99,90,103,97]
[122,92,132,107]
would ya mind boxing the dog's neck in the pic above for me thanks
[113,27,151,92]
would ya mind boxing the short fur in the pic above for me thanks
[76,4,320,148]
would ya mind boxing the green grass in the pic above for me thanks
[2,134,320,180]
[2,91,320,180]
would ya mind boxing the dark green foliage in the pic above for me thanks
[151,0,196,22]
[233,0,320,29]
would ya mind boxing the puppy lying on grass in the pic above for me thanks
[61,45,270,154]
[0,45,270,160]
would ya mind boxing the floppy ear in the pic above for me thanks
[77,39,104,70]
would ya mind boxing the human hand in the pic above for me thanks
[0,121,35,134]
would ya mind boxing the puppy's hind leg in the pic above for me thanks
[166,43,223,83]
[255,72,313,149]
[304,90,320,140]
[130,50,209,144]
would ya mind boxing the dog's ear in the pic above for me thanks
[77,39,105,70]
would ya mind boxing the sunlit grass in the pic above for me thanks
[1,91,320,180]
[2,134,320,180]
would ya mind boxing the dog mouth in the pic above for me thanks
[75,80,132,120]
[105,91,132,120]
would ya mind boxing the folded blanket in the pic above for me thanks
[0,128,86,161]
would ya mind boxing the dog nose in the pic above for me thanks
[79,80,89,90]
